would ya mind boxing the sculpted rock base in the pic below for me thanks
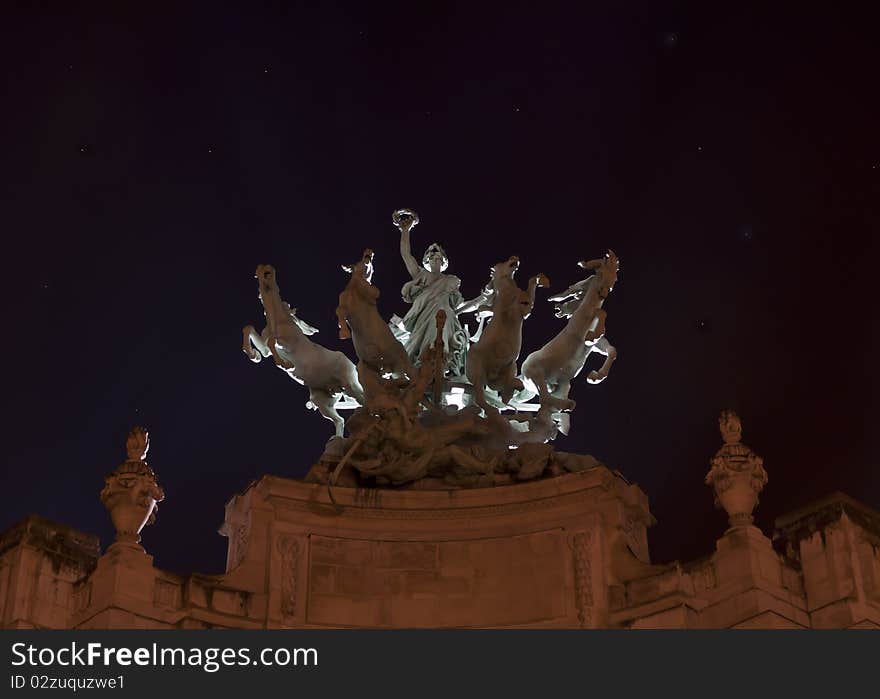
[306,433,602,489]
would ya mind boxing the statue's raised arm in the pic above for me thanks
[389,208,469,378]
[394,208,422,279]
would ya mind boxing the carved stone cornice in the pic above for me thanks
[268,488,611,522]
[0,515,100,575]
[252,467,649,516]
[773,492,880,549]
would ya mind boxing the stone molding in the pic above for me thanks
[277,535,300,620]
[570,530,594,627]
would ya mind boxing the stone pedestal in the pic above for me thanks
[78,545,159,627]
[221,467,654,628]
[700,525,810,628]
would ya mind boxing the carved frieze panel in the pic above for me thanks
[305,530,567,627]
[570,531,594,628]
[277,535,300,620]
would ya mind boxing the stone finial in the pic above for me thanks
[704,411,768,529]
[718,409,742,445]
[125,425,149,461]
[100,427,165,550]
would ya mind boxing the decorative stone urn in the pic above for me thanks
[704,410,767,529]
[100,427,165,550]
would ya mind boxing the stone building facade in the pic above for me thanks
[1,466,878,629]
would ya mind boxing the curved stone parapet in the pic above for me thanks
[220,468,655,628]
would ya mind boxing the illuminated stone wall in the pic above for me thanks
[1,475,878,629]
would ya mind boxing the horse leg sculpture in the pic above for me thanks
[550,377,574,409]
[308,388,345,437]
[527,366,576,412]
[242,325,272,363]
[586,335,617,384]
[524,273,550,313]
[266,335,295,371]
[498,362,525,406]
[336,298,351,339]
[467,359,492,413]
[584,309,607,343]
[340,359,366,405]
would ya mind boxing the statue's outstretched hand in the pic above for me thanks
[392,208,419,233]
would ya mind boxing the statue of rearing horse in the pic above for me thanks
[243,264,365,437]
[520,250,619,416]
[335,248,415,381]
[464,255,549,412]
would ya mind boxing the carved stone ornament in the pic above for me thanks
[704,410,767,528]
[242,209,623,489]
[100,426,165,549]
[570,531,594,628]
[277,536,300,619]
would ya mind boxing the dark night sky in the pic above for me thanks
[1,2,877,575]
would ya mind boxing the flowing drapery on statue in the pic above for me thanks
[389,209,469,377]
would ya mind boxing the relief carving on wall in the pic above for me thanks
[229,522,250,570]
[276,536,300,619]
[620,509,649,563]
[570,530,594,628]
[153,578,181,608]
[688,562,717,594]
